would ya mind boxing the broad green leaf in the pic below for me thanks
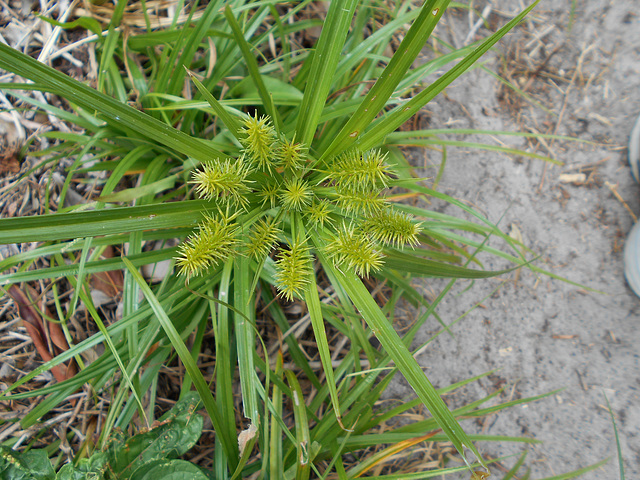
[0,247,176,285]
[0,201,207,244]
[129,459,209,480]
[269,354,284,480]
[0,448,55,480]
[98,174,178,203]
[383,249,518,278]
[285,370,311,480]
[304,257,348,429]
[234,254,260,424]
[108,392,203,477]
[37,14,103,36]
[215,260,240,457]
[55,452,109,480]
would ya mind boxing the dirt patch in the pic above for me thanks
[397,1,640,478]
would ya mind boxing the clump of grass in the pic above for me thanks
[0,1,601,478]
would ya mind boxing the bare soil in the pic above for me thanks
[398,1,640,478]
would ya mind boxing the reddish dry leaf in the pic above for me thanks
[0,145,21,176]
[8,285,77,383]
[90,245,123,299]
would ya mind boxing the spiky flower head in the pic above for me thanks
[276,137,306,171]
[306,199,334,229]
[326,149,391,193]
[257,181,280,209]
[245,218,281,259]
[191,158,252,209]
[325,224,383,277]
[334,188,385,216]
[275,237,313,301]
[240,114,277,171]
[280,177,313,212]
[364,208,421,248]
[176,211,240,280]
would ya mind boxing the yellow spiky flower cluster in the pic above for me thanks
[176,114,422,300]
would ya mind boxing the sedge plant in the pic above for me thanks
[0,0,604,478]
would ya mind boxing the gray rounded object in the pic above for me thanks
[629,111,640,182]
[624,220,640,297]
[625,111,640,296]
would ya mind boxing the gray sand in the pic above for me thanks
[398,2,639,478]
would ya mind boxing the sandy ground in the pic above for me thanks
[395,1,640,478]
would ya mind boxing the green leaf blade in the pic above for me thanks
[294,0,359,146]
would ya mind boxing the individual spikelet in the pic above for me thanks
[274,237,313,301]
[191,157,252,208]
[324,224,383,277]
[276,137,306,171]
[280,177,313,212]
[176,211,239,279]
[326,149,391,193]
[240,114,278,172]
[364,208,421,248]
[245,218,281,259]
